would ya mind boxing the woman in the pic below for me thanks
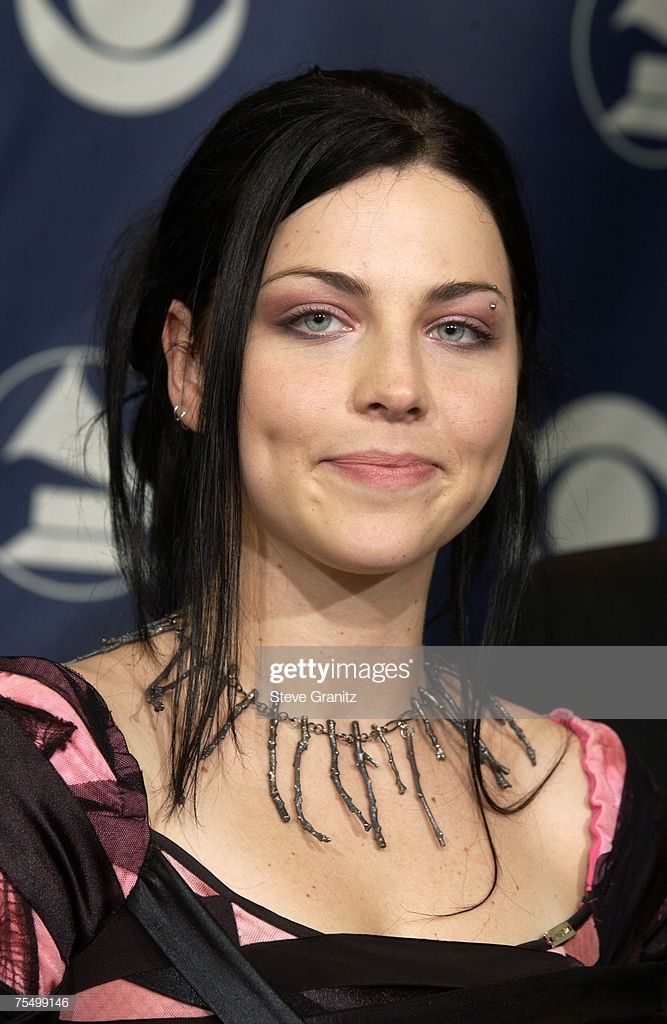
[0,67,665,1023]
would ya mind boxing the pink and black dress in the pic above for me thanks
[0,656,665,1022]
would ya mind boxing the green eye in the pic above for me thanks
[430,320,494,346]
[281,308,350,337]
[436,323,468,343]
[302,312,334,332]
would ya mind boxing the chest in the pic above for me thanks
[144,717,592,945]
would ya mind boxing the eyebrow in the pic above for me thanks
[259,268,508,306]
[261,268,371,298]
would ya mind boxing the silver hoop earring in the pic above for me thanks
[173,404,187,424]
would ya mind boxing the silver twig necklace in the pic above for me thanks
[144,638,538,850]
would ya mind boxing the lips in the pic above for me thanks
[323,450,439,488]
[326,450,437,468]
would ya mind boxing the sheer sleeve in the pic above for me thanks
[0,868,67,996]
[549,709,667,967]
[0,657,150,1003]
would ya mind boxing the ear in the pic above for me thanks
[161,299,202,431]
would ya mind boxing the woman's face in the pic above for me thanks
[239,163,520,574]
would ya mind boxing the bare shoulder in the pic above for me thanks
[486,695,592,893]
[68,644,150,716]
[487,694,586,801]
[65,639,174,787]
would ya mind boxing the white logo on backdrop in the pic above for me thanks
[572,0,667,167]
[14,0,249,116]
[0,347,125,601]
[536,392,667,554]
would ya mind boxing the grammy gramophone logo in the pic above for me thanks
[0,347,125,601]
[572,0,667,167]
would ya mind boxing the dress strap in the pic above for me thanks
[125,842,304,1023]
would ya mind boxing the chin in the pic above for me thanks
[313,540,436,576]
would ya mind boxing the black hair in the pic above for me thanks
[100,67,569,921]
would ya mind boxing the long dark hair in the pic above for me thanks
[100,67,569,918]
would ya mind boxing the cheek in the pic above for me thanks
[448,378,518,465]
[238,352,331,469]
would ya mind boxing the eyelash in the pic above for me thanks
[278,305,495,347]
[428,320,495,347]
[278,305,351,337]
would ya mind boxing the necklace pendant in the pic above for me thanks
[327,720,372,832]
[351,721,386,848]
[268,717,290,823]
[373,724,408,795]
[293,716,331,843]
[402,723,446,849]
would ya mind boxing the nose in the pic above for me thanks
[351,326,430,422]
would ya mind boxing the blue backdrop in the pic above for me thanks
[1,0,665,661]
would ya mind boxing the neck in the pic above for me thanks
[234,531,439,731]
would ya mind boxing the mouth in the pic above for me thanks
[323,454,439,488]
[326,450,439,469]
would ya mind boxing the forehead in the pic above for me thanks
[263,163,512,299]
